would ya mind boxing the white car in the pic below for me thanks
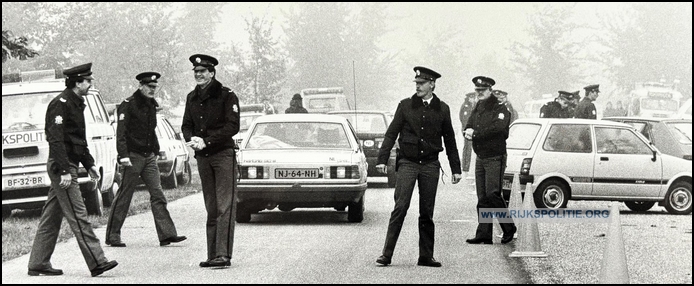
[503,118,692,214]
[233,112,265,148]
[236,114,368,223]
[155,115,192,189]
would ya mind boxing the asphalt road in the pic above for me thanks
[1,178,530,283]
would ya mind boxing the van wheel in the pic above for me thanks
[84,186,104,216]
[348,195,365,222]
[177,161,192,185]
[162,161,178,189]
[2,205,11,220]
[624,201,655,212]
[664,181,692,215]
[534,179,569,209]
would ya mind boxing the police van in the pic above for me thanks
[300,87,351,113]
[2,69,120,218]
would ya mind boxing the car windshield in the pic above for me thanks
[331,113,387,133]
[246,122,351,150]
[507,123,542,150]
[641,98,679,111]
[666,122,692,144]
[2,92,57,132]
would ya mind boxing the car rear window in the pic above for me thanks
[543,124,592,153]
[665,122,692,145]
[507,123,542,150]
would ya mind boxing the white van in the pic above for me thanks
[300,87,351,113]
[2,71,120,218]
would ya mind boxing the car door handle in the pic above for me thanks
[600,157,609,161]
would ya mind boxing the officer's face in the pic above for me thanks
[589,90,600,100]
[193,67,213,86]
[415,80,434,98]
[139,83,159,98]
[476,88,491,101]
[76,79,92,96]
[497,94,507,104]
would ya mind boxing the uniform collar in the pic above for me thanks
[133,90,159,108]
[63,88,85,107]
[193,78,222,101]
[411,93,441,110]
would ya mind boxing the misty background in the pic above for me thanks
[2,2,691,119]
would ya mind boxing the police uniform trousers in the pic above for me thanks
[197,148,237,260]
[28,159,108,271]
[461,138,473,173]
[382,158,440,259]
[473,154,515,239]
[106,152,178,243]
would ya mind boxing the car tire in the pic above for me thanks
[534,179,569,209]
[2,205,11,220]
[162,161,178,189]
[387,170,397,188]
[235,203,252,223]
[624,201,655,212]
[83,186,104,216]
[347,195,365,223]
[177,161,192,185]
[663,181,692,215]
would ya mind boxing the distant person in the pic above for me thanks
[575,84,600,119]
[263,100,276,114]
[28,62,118,277]
[615,100,627,116]
[459,92,477,178]
[539,91,575,118]
[603,101,615,117]
[568,90,580,117]
[375,66,462,268]
[494,89,518,123]
[105,71,186,248]
[285,93,308,113]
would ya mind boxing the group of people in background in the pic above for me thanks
[603,100,628,117]
[539,84,601,119]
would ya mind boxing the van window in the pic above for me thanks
[507,123,542,150]
[543,124,592,153]
[2,92,56,132]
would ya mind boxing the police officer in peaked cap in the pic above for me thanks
[105,71,187,249]
[540,90,575,119]
[375,66,462,268]
[181,54,241,268]
[575,84,600,119]
[28,62,119,277]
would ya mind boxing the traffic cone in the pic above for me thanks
[598,203,629,283]
[498,173,523,238]
[509,182,548,258]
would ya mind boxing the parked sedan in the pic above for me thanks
[602,117,691,160]
[236,114,368,223]
[503,118,692,214]
[328,110,397,187]
[155,115,192,189]
[233,112,265,148]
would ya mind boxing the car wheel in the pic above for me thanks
[663,181,692,215]
[83,186,104,216]
[347,195,365,222]
[534,179,569,209]
[162,161,178,189]
[2,205,11,220]
[177,161,192,185]
[387,169,397,188]
[624,201,655,212]
[278,205,295,212]
[235,203,252,223]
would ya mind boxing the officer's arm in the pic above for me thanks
[205,90,240,147]
[441,105,462,174]
[473,106,511,140]
[181,93,194,142]
[116,102,130,160]
[377,102,404,165]
[45,100,70,175]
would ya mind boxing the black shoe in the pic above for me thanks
[376,255,391,266]
[199,259,213,268]
[90,260,118,277]
[105,240,126,247]
[28,267,63,276]
[466,237,493,244]
[205,256,231,268]
[160,235,187,246]
[501,226,517,244]
[417,257,442,267]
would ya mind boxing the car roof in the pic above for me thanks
[254,113,349,124]
[512,118,633,128]
[602,116,692,124]
[328,110,388,115]
[2,80,100,95]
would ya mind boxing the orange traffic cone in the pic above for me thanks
[509,182,548,258]
[598,203,630,283]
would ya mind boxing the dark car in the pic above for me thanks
[328,110,397,187]
[603,117,692,160]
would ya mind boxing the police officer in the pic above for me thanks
[105,72,186,248]
[27,63,118,277]
[464,76,516,245]
[285,93,308,113]
[575,84,600,119]
[459,92,477,178]
[539,91,575,118]
[181,54,240,268]
[493,89,519,123]
[375,66,462,267]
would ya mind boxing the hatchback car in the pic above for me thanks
[503,118,692,214]
[236,114,368,223]
[602,117,691,161]
[155,114,192,189]
[328,110,397,187]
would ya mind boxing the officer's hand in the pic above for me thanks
[119,157,132,167]
[375,164,388,174]
[452,173,462,184]
[464,128,474,140]
[59,173,72,189]
[88,166,100,183]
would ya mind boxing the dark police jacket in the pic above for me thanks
[181,79,240,157]
[574,97,597,119]
[377,94,461,174]
[465,95,510,159]
[539,100,572,118]
[45,88,95,175]
[116,90,160,159]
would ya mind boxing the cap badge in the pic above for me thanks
[195,57,201,63]
[477,79,482,84]
[416,70,420,76]
[55,115,63,125]
[151,75,157,80]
